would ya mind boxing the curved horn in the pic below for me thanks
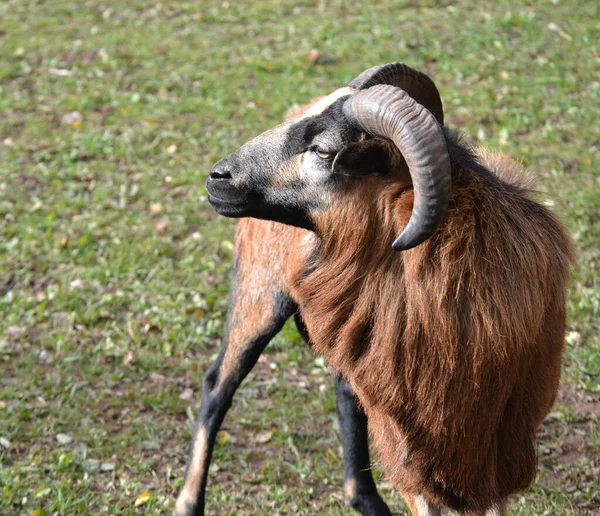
[343,84,451,251]
[349,62,444,125]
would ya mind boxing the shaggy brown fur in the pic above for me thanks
[286,131,575,511]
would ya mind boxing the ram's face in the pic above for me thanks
[206,62,452,251]
[206,87,395,230]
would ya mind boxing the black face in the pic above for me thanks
[206,89,393,229]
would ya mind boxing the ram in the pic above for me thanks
[174,63,574,516]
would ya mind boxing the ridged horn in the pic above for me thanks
[343,84,451,251]
[349,62,444,125]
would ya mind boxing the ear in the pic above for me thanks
[332,140,392,177]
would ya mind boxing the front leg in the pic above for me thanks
[174,291,296,516]
[295,312,391,516]
[335,374,392,516]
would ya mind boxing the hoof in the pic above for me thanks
[347,493,393,516]
[173,496,202,516]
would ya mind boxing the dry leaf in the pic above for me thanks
[123,351,134,366]
[149,202,162,214]
[217,430,236,444]
[163,498,176,509]
[254,430,273,444]
[307,48,321,62]
[6,326,26,336]
[126,320,136,341]
[35,488,51,498]
[49,68,73,76]
[150,372,167,384]
[61,111,83,126]
[134,491,153,507]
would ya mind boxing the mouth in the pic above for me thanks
[207,193,250,216]
[206,176,252,217]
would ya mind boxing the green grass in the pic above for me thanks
[1,0,599,514]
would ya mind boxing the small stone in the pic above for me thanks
[39,350,53,364]
[178,388,194,401]
[56,433,73,445]
[70,279,84,289]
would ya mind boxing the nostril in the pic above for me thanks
[209,167,232,179]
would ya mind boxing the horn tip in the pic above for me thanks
[391,234,413,252]
[391,228,431,251]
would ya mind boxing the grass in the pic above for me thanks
[1,0,598,514]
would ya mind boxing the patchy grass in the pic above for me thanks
[0,0,598,514]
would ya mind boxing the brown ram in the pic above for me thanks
[175,63,575,516]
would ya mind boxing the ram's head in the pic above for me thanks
[206,63,451,251]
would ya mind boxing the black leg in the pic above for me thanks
[335,374,392,516]
[174,293,296,516]
[295,314,391,515]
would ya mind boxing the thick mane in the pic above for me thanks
[291,131,575,511]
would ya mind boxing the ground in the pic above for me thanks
[0,0,599,514]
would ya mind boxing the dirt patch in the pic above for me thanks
[537,385,600,513]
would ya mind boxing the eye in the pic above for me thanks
[313,147,334,160]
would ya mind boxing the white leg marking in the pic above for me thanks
[484,500,507,516]
[414,495,442,516]
[175,426,208,513]
[343,477,357,505]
